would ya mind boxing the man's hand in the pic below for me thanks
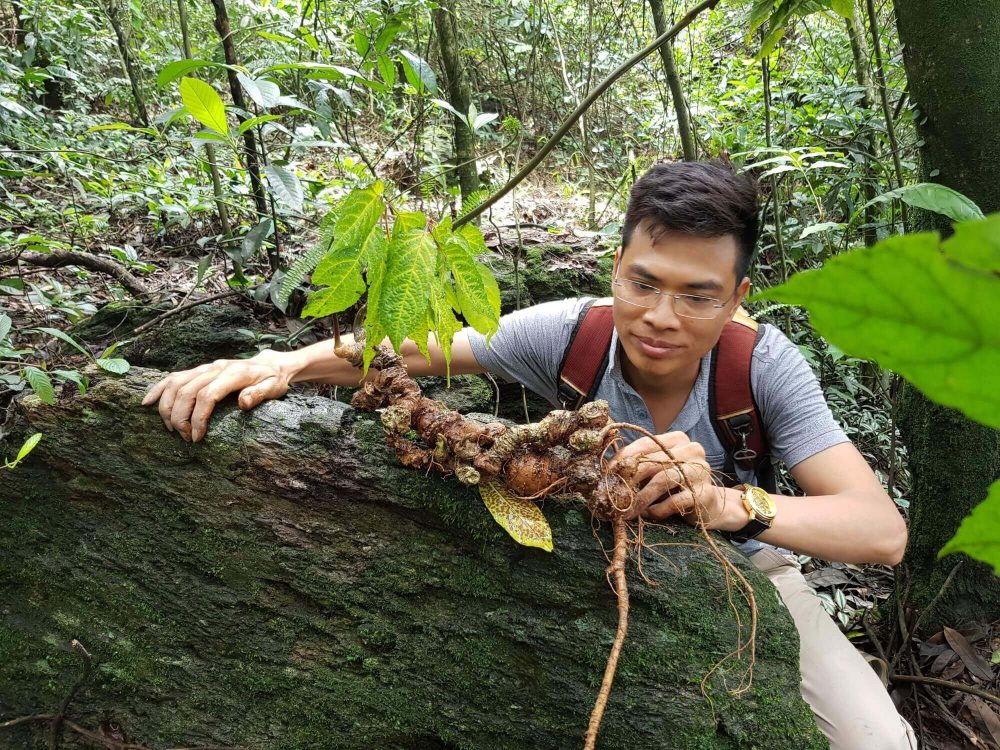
[611,431,733,529]
[141,350,295,443]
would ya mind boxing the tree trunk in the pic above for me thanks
[0,368,824,749]
[647,0,696,161]
[102,0,149,127]
[210,0,271,236]
[433,0,480,202]
[177,0,232,242]
[893,0,1000,627]
[845,1,878,247]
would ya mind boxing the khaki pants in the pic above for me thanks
[751,549,918,750]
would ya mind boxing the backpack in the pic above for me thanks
[556,298,776,492]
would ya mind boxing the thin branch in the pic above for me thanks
[454,0,720,229]
[0,251,151,297]
[889,673,1000,707]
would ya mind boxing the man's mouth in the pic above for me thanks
[634,335,683,359]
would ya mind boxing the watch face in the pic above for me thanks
[745,486,776,519]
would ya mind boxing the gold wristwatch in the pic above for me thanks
[728,484,777,543]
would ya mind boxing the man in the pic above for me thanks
[145,161,913,748]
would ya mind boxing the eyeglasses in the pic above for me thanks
[612,276,735,319]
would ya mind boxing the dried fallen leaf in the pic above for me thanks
[944,627,996,682]
[967,697,1000,749]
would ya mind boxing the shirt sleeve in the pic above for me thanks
[751,325,850,470]
[465,297,593,407]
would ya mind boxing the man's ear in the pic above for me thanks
[613,247,622,277]
[732,276,751,314]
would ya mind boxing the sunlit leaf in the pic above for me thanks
[378,228,436,349]
[158,59,214,88]
[940,480,1000,574]
[480,481,554,552]
[14,432,42,463]
[179,77,228,136]
[23,366,54,404]
[399,50,437,94]
[944,213,1000,272]
[330,182,385,252]
[376,54,396,87]
[829,0,854,19]
[96,358,130,375]
[34,327,90,357]
[755,224,1000,430]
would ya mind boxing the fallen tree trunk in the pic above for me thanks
[0,370,825,749]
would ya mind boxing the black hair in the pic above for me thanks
[621,160,760,281]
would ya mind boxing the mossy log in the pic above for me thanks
[0,371,824,749]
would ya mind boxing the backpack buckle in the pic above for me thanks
[726,413,757,462]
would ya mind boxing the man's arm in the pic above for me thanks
[142,330,484,442]
[616,435,907,567]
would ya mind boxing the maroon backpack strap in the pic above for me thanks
[557,298,615,409]
[708,311,774,490]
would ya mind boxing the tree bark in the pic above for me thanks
[433,0,480,202]
[210,0,271,229]
[0,368,825,749]
[893,0,1000,627]
[647,0,696,160]
[102,0,150,127]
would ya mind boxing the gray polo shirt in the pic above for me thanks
[465,297,850,556]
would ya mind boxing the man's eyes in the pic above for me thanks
[626,281,716,305]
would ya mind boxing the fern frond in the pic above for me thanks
[277,213,337,308]
[457,189,489,220]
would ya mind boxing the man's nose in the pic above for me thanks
[642,294,682,329]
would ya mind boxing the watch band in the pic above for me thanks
[728,517,769,543]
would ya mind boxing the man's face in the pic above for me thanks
[612,222,750,385]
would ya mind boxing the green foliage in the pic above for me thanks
[23,366,55,405]
[3,433,42,471]
[757,213,1000,573]
[860,183,985,224]
[750,0,854,56]
[179,77,228,136]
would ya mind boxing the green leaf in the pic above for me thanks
[14,432,42,463]
[374,18,403,53]
[442,236,499,335]
[242,217,273,258]
[23,366,54,404]
[392,210,427,236]
[158,59,214,88]
[376,54,396,87]
[829,0,854,18]
[97,358,130,375]
[264,164,303,213]
[480,480,554,552]
[0,313,11,342]
[800,222,844,239]
[943,213,1000,272]
[940,479,1000,574]
[237,72,280,109]
[330,182,386,252]
[861,183,984,224]
[354,29,371,57]
[237,114,282,136]
[179,77,228,136]
[755,228,1000,430]
[379,229,437,349]
[302,269,366,318]
[34,327,90,357]
[399,50,437,94]
[277,229,335,307]
[359,226,387,270]
[748,0,777,34]
[52,369,89,394]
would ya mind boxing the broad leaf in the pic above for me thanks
[374,18,403,53]
[944,213,1000,272]
[442,236,499,335]
[940,480,1000,574]
[158,59,214,88]
[34,327,90,357]
[264,164,304,213]
[86,123,158,136]
[829,0,854,19]
[861,183,984,224]
[14,432,42,463]
[302,267,366,318]
[480,481,554,552]
[179,77,228,136]
[0,313,11,342]
[237,114,282,136]
[378,229,437,349]
[242,217,273,258]
[237,72,281,109]
[331,182,385,252]
[399,50,437,94]
[376,55,396,87]
[96,358,130,375]
[755,227,1000,430]
[23,366,54,405]
[52,369,89,395]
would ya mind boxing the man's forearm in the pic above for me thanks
[282,334,367,386]
[719,487,907,566]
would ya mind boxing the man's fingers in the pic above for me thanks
[237,376,287,411]
[169,371,223,440]
[142,378,168,406]
[646,492,691,522]
[613,431,687,461]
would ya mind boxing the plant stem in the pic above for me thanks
[454,0,719,229]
